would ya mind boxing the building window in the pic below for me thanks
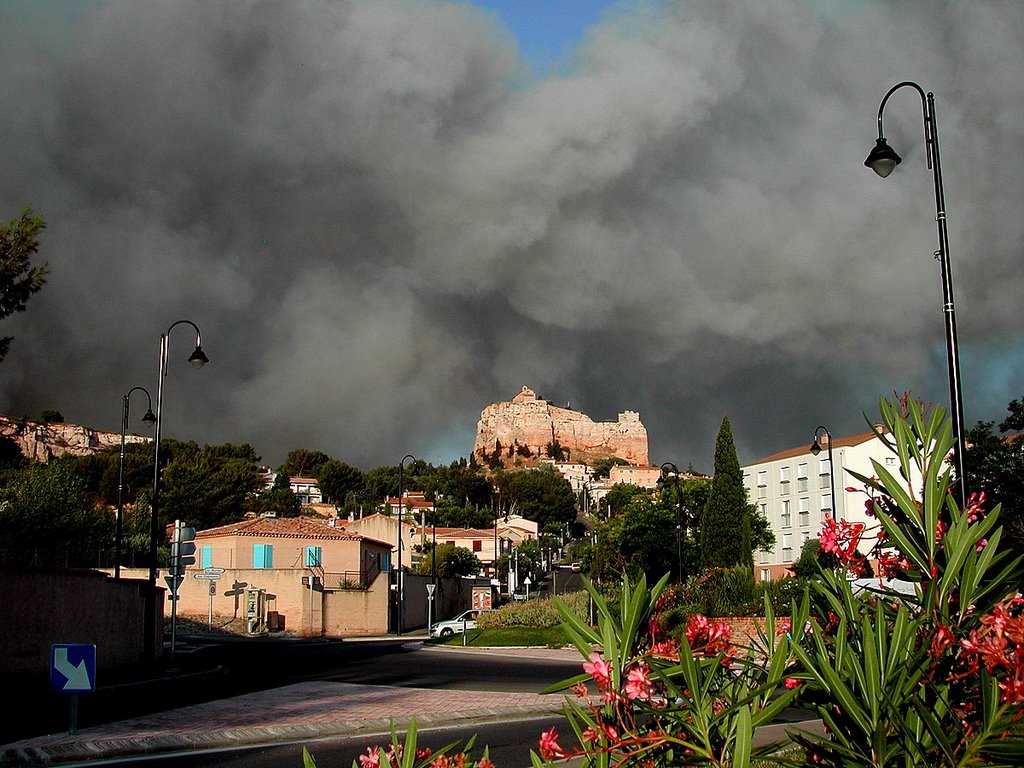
[201,545,213,569]
[782,532,793,561]
[305,546,322,567]
[472,540,482,552]
[798,498,810,525]
[797,463,809,493]
[756,470,767,499]
[760,568,771,582]
[885,456,897,466]
[781,499,792,528]
[253,544,273,569]
[779,466,791,495]
[820,494,832,516]
[801,530,811,545]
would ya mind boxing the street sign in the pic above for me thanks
[164,574,184,595]
[193,572,221,580]
[204,567,226,574]
[425,584,436,597]
[50,644,96,693]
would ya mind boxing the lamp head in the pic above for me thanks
[809,439,822,457]
[188,345,209,369]
[141,408,157,426]
[865,137,902,178]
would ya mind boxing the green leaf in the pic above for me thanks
[303,746,318,768]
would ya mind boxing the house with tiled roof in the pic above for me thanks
[168,517,394,636]
[742,427,923,581]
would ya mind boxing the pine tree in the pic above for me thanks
[699,416,752,569]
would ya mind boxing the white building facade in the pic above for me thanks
[742,428,920,581]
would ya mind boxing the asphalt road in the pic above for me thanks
[54,714,567,768]
[2,638,582,746]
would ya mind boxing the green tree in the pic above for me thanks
[619,495,678,583]
[1,208,49,363]
[316,459,364,506]
[281,448,331,478]
[158,441,262,530]
[495,466,577,532]
[604,482,649,516]
[410,542,481,577]
[0,460,108,567]
[965,394,1024,550]
[700,416,752,569]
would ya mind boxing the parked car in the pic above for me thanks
[558,562,581,572]
[429,609,492,638]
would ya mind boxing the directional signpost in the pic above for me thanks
[51,644,96,735]
[194,567,224,628]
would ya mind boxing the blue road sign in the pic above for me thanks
[50,644,97,693]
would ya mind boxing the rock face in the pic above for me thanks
[0,415,149,462]
[473,386,649,467]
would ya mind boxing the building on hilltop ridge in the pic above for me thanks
[473,385,649,468]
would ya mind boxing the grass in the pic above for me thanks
[430,626,572,648]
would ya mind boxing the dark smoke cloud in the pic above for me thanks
[1,0,1021,472]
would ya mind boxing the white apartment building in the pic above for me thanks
[742,428,921,581]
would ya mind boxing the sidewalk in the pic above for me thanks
[0,644,821,766]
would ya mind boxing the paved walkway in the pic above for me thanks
[0,644,821,766]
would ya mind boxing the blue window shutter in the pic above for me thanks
[254,543,273,569]
[305,546,322,567]
[201,546,213,568]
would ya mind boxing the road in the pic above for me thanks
[55,714,567,768]
[3,638,583,746]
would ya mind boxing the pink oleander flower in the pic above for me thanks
[965,491,987,523]
[625,663,653,701]
[650,639,679,659]
[570,681,589,700]
[685,614,732,656]
[583,651,612,688]
[936,519,948,543]
[784,677,801,689]
[539,727,565,760]
[776,617,792,636]
[478,758,495,768]
[359,746,382,768]
[929,624,956,658]
[976,538,989,553]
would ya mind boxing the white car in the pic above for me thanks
[429,609,491,638]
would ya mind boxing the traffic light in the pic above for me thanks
[170,520,196,578]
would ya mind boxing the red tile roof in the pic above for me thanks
[196,517,367,541]
[749,429,885,465]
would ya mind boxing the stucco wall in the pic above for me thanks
[0,568,161,676]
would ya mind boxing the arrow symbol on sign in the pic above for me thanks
[54,647,91,691]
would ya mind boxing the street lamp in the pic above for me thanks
[114,387,155,581]
[115,387,156,579]
[395,453,417,636]
[658,461,684,583]
[809,426,837,522]
[144,320,208,663]
[865,82,966,506]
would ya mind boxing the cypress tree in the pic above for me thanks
[700,416,752,568]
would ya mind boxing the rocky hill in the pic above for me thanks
[0,415,149,462]
[473,386,649,467]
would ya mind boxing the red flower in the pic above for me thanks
[583,652,612,688]
[539,727,565,760]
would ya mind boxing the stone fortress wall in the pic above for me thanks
[473,386,649,467]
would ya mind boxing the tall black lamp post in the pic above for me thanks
[115,387,156,579]
[658,462,684,583]
[144,320,208,663]
[865,82,966,506]
[395,453,417,636]
[809,426,837,522]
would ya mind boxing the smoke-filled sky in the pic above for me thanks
[1,0,1021,473]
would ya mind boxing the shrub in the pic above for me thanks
[478,591,590,629]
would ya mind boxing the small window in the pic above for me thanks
[472,540,482,552]
[253,544,274,569]
[760,568,771,582]
[781,500,792,528]
[305,546,322,567]
[201,545,213,569]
